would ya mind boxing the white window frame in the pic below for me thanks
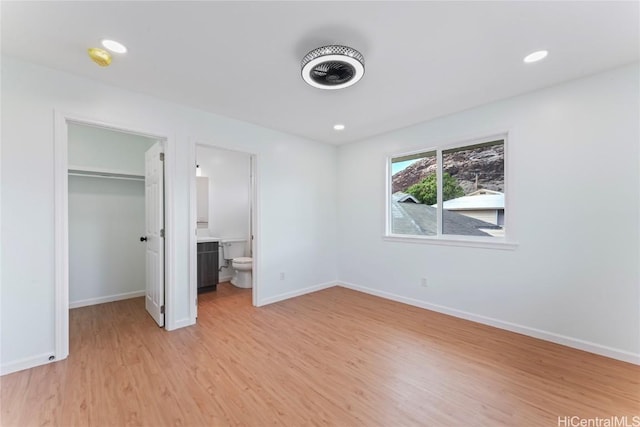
[384,132,517,250]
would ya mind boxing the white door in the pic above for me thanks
[144,142,165,327]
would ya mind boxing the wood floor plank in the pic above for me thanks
[1,284,638,426]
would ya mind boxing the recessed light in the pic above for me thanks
[101,39,127,54]
[333,124,345,131]
[523,50,548,63]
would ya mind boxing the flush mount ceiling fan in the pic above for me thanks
[301,45,365,90]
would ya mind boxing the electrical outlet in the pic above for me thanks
[280,272,285,280]
[420,277,428,288]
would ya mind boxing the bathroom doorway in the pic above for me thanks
[189,144,258,316]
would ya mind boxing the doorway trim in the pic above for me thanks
[188,140,259,321]
[53,110,175,361]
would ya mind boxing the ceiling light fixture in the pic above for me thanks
[302,45,365,90]
[333,124,345,131]
[87,47,112,67]
[102,39,127,54]
[523,50,548,63]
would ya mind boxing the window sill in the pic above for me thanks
[383,234,519,250]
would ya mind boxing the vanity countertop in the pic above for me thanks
[197,237,221,243]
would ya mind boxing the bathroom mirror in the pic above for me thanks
[196,176,209,226]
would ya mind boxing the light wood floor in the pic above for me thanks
[2,284,638,426]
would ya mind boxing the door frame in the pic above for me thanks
[53,111,175,361]
[188,140,259,320]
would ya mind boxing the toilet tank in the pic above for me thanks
[221,239,246,260]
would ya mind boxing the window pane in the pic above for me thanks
[441,141,504,237]
[390,151,438,236]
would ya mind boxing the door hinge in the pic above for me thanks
[159,152,165,161]
[160,305,165,314]
[160,228,165,238]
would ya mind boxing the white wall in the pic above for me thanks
[196,146,251,280]
[68,176,145,306]
[337,64,640,363]
[1,56,338,374]
[68,124,155,174]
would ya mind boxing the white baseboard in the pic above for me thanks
[69,290,145,309]
[218,274,233,283]
[171,317,195,330]
[257,281,337,307]
[338,281,640,365]
[1,352,56,376]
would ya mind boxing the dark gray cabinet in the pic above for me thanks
[197,241,218,293]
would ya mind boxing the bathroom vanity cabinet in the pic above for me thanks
[197,241,219,293]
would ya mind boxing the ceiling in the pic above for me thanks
[2,1,638,145]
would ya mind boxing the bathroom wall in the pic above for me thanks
[196,145,251,281]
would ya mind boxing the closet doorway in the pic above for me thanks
[67,123,166,325]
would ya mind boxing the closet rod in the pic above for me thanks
[68,170,144,182]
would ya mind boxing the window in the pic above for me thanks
[388,136,506,242]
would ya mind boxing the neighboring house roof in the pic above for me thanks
[393,193,420,203]
[391,193,494,236]
[440,192,505,211]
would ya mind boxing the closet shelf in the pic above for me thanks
[68,165,144,181]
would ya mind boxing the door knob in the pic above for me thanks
[140,236,148,242]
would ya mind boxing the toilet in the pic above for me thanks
[221,239,253,289]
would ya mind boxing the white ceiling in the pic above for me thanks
[2,1,638,144]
